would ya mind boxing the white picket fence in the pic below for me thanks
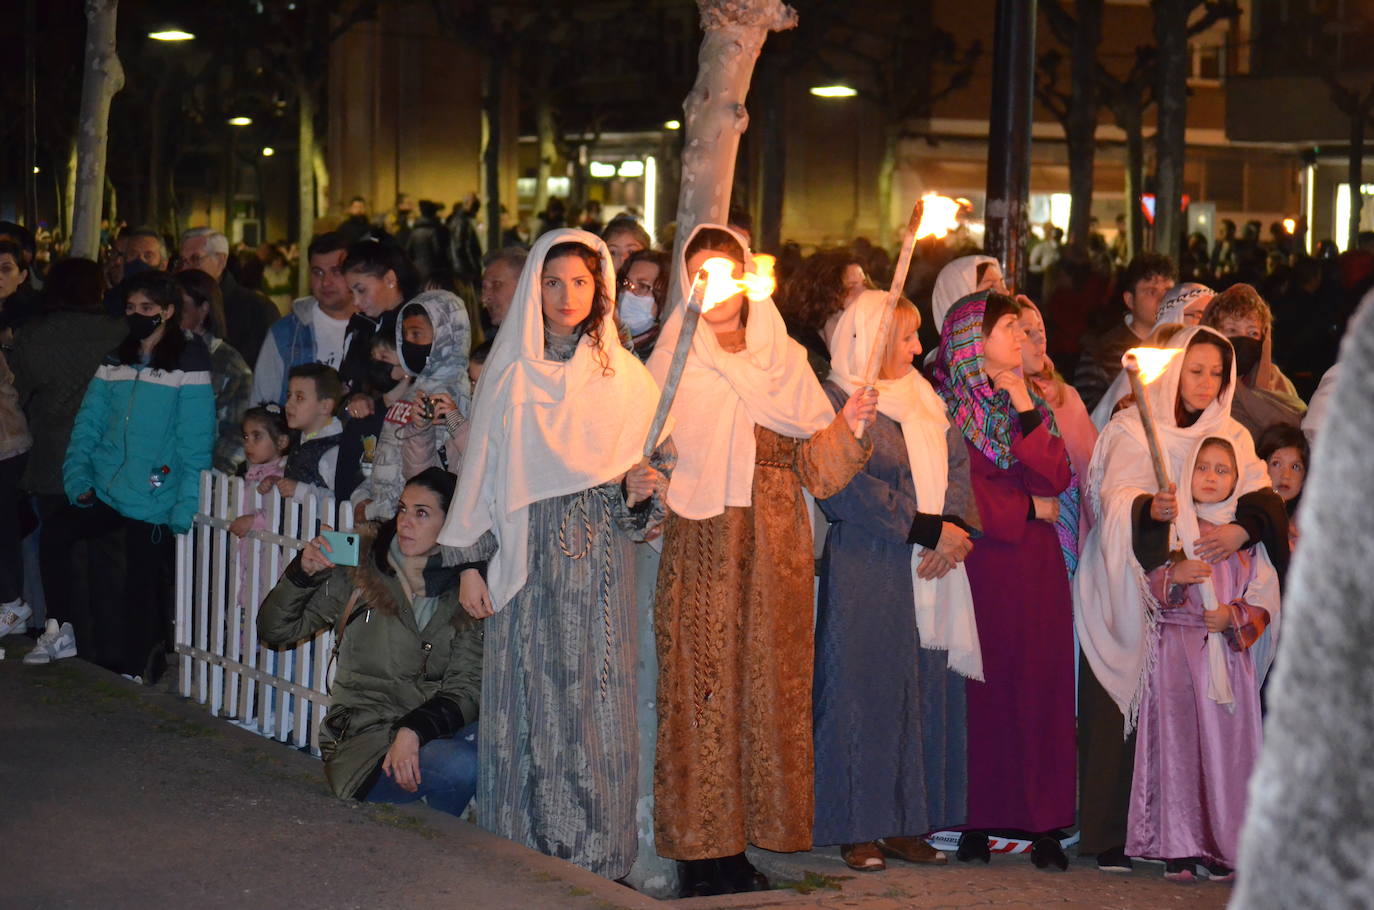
[173,470,354,755]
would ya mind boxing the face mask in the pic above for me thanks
[618,292,657,336]
[367,358,401,393]
[1229,336,1262,378]
[401,341,432,374]
[126,312,163,341]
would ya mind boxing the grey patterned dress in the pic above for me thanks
[477,329,667,879]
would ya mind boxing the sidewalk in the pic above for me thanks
[1,635,1230,909]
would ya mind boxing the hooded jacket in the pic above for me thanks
[352,291,471,521]
[257,522,485,799]
[63,338,216,533]
[252,296,358,406]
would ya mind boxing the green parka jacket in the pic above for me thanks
[258,524,485,799]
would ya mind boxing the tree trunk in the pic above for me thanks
[69,0,124,259]
[1349,108,1365,252]
[481,50,505,253]
[63,139,77,244]
[1124,107,1146,259]
[756,54,786,255]
[148,74,167,233]
[313,145,330,226]
[666,0,798,308]
[297,78,316,297]
[1152,0,1188,260]
[1065,0,1102,251]
[533,56,557,219]
[876,129,898,252]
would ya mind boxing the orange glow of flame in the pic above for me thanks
[1124,347,1183,384]
[694,255,778,312]
[915,193,963,240]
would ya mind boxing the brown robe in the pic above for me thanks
[653,411,871,859]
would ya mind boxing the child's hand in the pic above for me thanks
[1203,607,1232,633]
[1172,559,1212,584]
[228,515,255,539]
[275,478,298,498]
[427,392,458,420]
[256,477,277,495]
[353,499,372,526]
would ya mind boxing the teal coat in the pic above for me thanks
[63,341,216,533]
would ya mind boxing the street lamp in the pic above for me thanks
[261,147,275,157]
[809,83,857,99]
[227,116,253,127]
[664,119,681,130]
[148,28,195,41]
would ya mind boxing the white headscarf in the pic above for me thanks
[647,224,833,520]
[438,229,666,609]
[931,255,999,333]
[1074,325,1269,729]
[1088,282,1216,430]
[827,290,982,679]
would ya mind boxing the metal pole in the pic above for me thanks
[23,0,38,227]
[984,0,1037,292]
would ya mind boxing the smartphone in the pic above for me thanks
[320,530,361,567]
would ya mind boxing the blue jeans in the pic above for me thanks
[364,722,479,817]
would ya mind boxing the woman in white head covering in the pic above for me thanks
[1088,282,1215,430]
[648,223,875,896]
[1074,325,1288,872]
[438,228,669,880]
[812,289,981,872]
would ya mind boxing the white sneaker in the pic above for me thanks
[0,600,31,636]
[23,620,77,665]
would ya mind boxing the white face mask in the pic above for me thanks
[618,292,657,335]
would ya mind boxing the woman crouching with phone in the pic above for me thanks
[258,467,491,814]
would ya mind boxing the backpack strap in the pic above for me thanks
[325,589,365,694]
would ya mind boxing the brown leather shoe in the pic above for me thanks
[877,836,948,865]
[840,842,887,871]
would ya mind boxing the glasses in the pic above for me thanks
[619,278,654,296]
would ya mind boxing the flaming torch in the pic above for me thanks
[855,194,963,438]
[1122,347,1183,489]
[627,254,777,505]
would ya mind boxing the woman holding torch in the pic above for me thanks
[438,228,669,880]
[650,224,876,896]
[813,289,982,872]
[1074,326,1288,875]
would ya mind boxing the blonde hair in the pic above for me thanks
[878,298,920,380]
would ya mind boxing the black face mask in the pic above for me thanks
[1229,336,1262,378]
[126,312,163,341]
[367,358,401,393]
[401,341,432,375]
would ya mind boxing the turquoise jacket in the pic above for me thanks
[63,340,216,533]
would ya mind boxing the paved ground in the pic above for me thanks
[2,634,1231,909]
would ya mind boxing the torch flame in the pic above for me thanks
[914,193,963,240]
[695,254,778,312]
[1123,347,1183,384]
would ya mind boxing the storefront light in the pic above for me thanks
[618,160,645,178]
[589,161,617,179]
[810,83,857,99]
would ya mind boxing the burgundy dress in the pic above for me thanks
[960,421,1077,833]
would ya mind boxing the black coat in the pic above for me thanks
[220,271,279,367]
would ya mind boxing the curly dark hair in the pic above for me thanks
[778,248,857,334]
[544,241,616,374]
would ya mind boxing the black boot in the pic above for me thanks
[681,859,726,897]
[1031,836,1069,871]
[956,832,991,863]
[718,852,770,893]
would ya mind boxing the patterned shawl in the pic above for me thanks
[932,291,1082,575]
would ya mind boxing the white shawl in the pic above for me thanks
[647,224,833,520]
[438,229,666,609]
[827,290,982,679]
[1074,325,1269,729]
